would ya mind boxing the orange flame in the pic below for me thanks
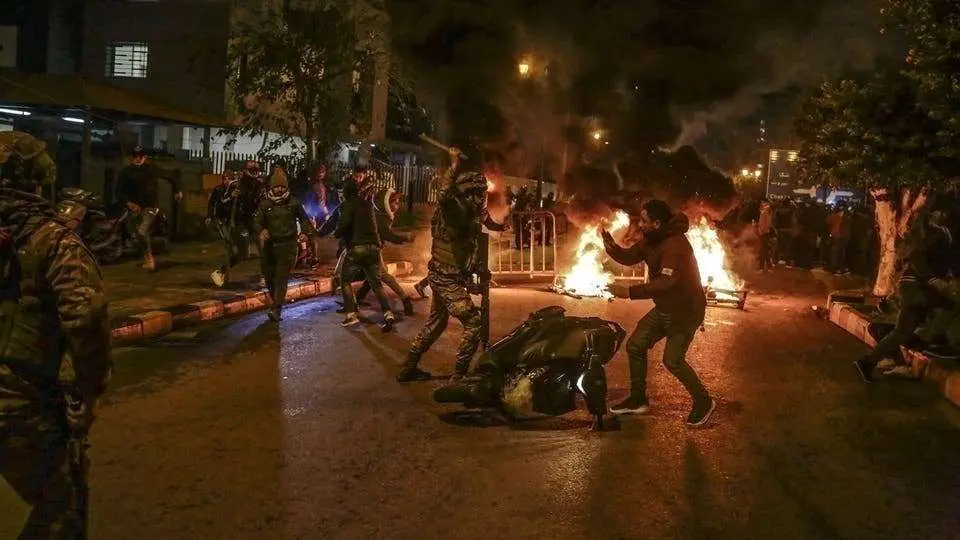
[685,217,743,299]
[556,210,630,298]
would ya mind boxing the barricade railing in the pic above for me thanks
[487,209,649,284]
[488,211,558,278]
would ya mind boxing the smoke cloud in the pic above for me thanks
[668,0,882,150]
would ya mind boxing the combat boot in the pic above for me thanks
[414,279,428,299]
[397,353,432,382]
[448,358,472,383]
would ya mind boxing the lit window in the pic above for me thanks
[106,42,149,78]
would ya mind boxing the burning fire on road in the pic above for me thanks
[552,210,630,299]
[686,217,748,309]
[552,212,747,308]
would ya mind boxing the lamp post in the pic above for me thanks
[518,61,531,78]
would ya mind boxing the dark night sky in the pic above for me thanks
[386,0,885,170]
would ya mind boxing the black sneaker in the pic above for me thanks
[854,357,875,382]
[686,399,716,427]
[397,366,433,382]
[609,396,650,415]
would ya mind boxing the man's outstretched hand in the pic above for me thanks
[600,228,617,253]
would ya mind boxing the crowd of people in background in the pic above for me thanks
[740,197,879,276]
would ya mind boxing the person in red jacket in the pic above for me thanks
[600,199,716,427]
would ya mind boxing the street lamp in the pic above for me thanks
[592,130,602,141]
[518,61,531,77]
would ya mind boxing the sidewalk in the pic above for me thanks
[104,236,425,343]
[826,291,960,408]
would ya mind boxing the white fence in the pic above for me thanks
[185,150,443,205]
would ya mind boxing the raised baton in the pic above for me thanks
[419,133,469,160]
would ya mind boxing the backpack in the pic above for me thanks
[0,217,67,390]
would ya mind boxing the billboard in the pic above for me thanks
[765,149,801,199]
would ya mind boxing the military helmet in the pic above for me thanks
[0,131,57,187]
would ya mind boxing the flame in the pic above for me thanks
[556,210,630,298]
[685,217,743,299]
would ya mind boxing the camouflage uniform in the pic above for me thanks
[0,132,112,538]
[399,168,501,381]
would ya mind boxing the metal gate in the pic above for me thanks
[488,211,558,278]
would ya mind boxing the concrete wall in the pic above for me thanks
[81,0,230,117]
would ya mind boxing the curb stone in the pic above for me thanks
[110,261,415,345]
[826,291,960,408]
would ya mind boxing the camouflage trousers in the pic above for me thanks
[0,406,80,539]
[125,207,159,256]
[408,269,482,375]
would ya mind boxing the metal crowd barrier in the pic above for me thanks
[487,210,650,284]
[488,210,558,278]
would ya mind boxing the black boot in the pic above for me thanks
[402,297,415,316]
[397,353,432,382]
[414,280,427,299]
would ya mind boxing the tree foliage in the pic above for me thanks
[226,0,382,162]
[798,0,960,192]
[796,72,944,190]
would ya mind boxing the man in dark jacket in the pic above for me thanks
[855,200,954,381]
[253,170,316,322]
[330,167,368,292]
[206,172,244,288]
[236,160,266,258]
[116,146,182,272]
[398,145,506,383]
[335,177,397,328]
[352,188,415,315]
[600,199,716,427]
[0,132,112,537]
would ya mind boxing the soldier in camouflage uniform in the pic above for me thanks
[0,131,112,538]
[397,145,505,383]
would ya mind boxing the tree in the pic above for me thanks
[797,73,939,296]
[796,0,960,297]
[226,0,382,163]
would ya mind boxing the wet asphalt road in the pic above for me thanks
[2,276,959,539]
